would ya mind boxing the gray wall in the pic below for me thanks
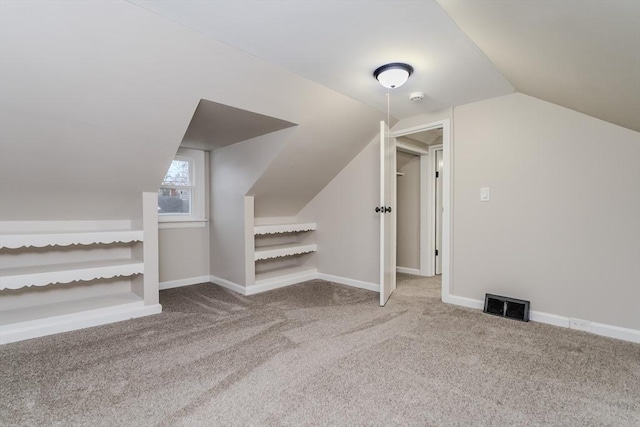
[210,130,290,286]
[298,110,452,286]
[298,136,381,285]
[159,226,210,283]
[0,1,384,222]
[396,153,420,270]
[452,93,640,330]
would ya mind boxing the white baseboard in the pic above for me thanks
[210,273,317,296]
[0,303,162,345]
[589,322,640,344]
[210,271,378,295]
[529,310,570,328]
[159,276,210,290]
[396,267,421,275]
[248,269,318,295]
[317,273,379,292]
[442,294,484,310]
[209,275,246,295]
[442,293,640,344]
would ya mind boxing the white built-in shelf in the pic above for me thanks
[255,265,317,286]
[0,292,143,326]
[0,258,144,290]
[0,230,143,249]
[254,243,317,261]
[0,291,161,344]
[254,222,316,236]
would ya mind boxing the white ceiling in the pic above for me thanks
[128,0,515,120]
[438,0,640,132]
[129,0,639,131]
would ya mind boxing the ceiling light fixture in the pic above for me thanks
[373,63,414,89]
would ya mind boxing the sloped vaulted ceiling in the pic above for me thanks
[0,1,384,220]
[438,0,640,132]
[128,0,516,120]
[180,100,297,152]
[132,0,640,132]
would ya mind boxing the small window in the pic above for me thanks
[158,157,193,215]
[158,148,206,226]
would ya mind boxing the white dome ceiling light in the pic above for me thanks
[373,63,414,89]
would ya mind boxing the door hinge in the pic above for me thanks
[435,249,439,256]
[436,171,440,178]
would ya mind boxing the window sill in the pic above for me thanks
[158,219,208,230]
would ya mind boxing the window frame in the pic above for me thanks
[158,148,207,228]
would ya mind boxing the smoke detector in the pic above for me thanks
[409,92,425,102]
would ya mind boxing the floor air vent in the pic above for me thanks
[483,294,530,322]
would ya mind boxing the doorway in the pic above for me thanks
[394,128,443,278]
[380,118,451,305]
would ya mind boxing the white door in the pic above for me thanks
[435,149,443,275]
[379,121,397,306]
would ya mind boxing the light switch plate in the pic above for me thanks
[480,187,490,202]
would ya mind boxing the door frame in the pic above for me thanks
[392,119,451,302]
[430,144,443,275]
[395,140,431,277]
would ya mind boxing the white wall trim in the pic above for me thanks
[589,322,640,344]
[159,276,210,290]
[392,119,451,302]
[158,220,207,230]
[0,303,162,345]
[210,270,379,295]
[396,267,421,276]
[529,310,571,328]
[443,294,484,310]
[209,275,246,295]
[247,269,318,295]
[317,273,379,292]
[443,294,640,344]
[419,154,431,277]
[428,144,443,278]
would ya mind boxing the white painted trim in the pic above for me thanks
[589,322,640,344]
[158,148,206,224]
[443,294,484,310]
[392,123,445,138]
[1,259,144,290]
[254,243,317,261]
[396,267,421,275]
[393,137,433,277]
[396,141,428,155]
[392,119,451,298]
[428,144,443,277]
[444,294,640,344]
[317,273,379,292]
[0,303,162,345]
[440,119,452,305]
[419,154,431,277]
[211,271,379,295]
[0,220,132,233]
[209,275,246,295]
[159,275,210,290]
[244,196,256,287]
[210,269,319,296]
[254,222,317,235]
[158,220,207,229]
[529,310,571,328]
[248,268,317,295]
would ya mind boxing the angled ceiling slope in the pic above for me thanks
[439,0,640,132]
[127,0,514,120]
[181,99,297,151]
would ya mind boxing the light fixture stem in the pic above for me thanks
[386,88,390,128]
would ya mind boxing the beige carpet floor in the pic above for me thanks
[1,274,639,426]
